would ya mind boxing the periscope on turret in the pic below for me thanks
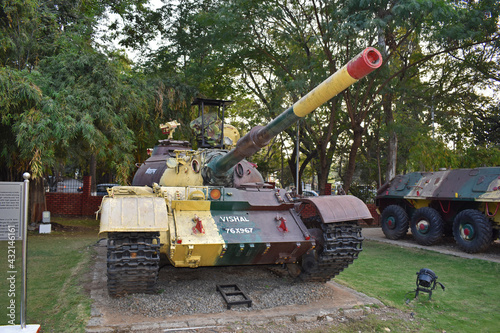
[98,47,382,296]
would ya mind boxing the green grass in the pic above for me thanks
[335,240,500,332]
[0,218,98,332]
[51,216,100,228]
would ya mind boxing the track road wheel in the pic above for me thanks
[381,205,409,240]
[453,209,492,253]
[410,207,443,246]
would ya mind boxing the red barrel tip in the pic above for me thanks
[346,47,383,80]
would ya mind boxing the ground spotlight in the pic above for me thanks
[415,268,445,300]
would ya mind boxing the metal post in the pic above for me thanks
[296,121,300,193]
[21,172,30,329]
[431,104,435,139]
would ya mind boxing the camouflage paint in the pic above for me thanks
[132,140,195,186]
[99,48,384,295]
[165,187,314,267]
[377,167,500,223]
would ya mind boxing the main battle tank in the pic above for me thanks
[99,47,382,296]
[376,168,500,253]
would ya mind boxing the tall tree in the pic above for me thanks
[0,0,160,220]
[137,0,499,192]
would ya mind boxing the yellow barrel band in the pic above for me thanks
[293,65,357,117]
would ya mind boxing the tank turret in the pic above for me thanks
[99,47,383,297]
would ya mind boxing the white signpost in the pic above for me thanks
[1,173,40,332]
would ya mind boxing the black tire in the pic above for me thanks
[453,209,492,253]
[410,207,444,246]
[381,205,409,240]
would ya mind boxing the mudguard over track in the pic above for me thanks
[300,195,374,224]
[289,195,371,282]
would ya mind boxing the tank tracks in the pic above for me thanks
[294,222,364,282]
[107,232,160,297]
[106,224,361,295]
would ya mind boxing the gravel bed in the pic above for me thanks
[111,264,334,317]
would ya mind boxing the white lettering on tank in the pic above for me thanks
[219,216,250,223]
[145,168,157,175]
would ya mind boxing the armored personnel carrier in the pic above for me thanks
[98,47,382,296]
[376,168,500,253]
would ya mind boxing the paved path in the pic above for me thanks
[362,227,500,264]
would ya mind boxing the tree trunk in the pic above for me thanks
[90,153,97,193]
[316,143,334,195]
[29,177,45,223]
[343,125,364,193]
[384,93,397,183]
[287,149,317,194]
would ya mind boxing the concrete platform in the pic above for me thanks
[0,325,41,333]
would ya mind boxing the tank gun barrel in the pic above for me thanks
[207,47,383,176]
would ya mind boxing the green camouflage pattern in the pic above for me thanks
[190,113,222,146]
[376,167,500,253]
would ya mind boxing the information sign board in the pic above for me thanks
[0,182,24,241]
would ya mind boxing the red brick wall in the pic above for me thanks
[46,176,103,216]
[366,203,380,226]
[324,183,332,195]
[298,203,317,219]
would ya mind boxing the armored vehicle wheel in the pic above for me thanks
[453,209,492,253]
[410,207,443,246]
[289,220,363,282]
[381,205,409,240]
[107,232,160,297]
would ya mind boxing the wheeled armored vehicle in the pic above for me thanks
[98,47,382,296]
[376,168,500,253]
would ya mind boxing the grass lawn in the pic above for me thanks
[0,217,99,332]
[335,240,500,332]
[1,219,499,332]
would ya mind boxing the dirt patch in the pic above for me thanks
[50,222,86,232]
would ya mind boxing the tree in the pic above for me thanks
[0,0,160,221]
[133,0,499,193]
[375,0,499,181]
